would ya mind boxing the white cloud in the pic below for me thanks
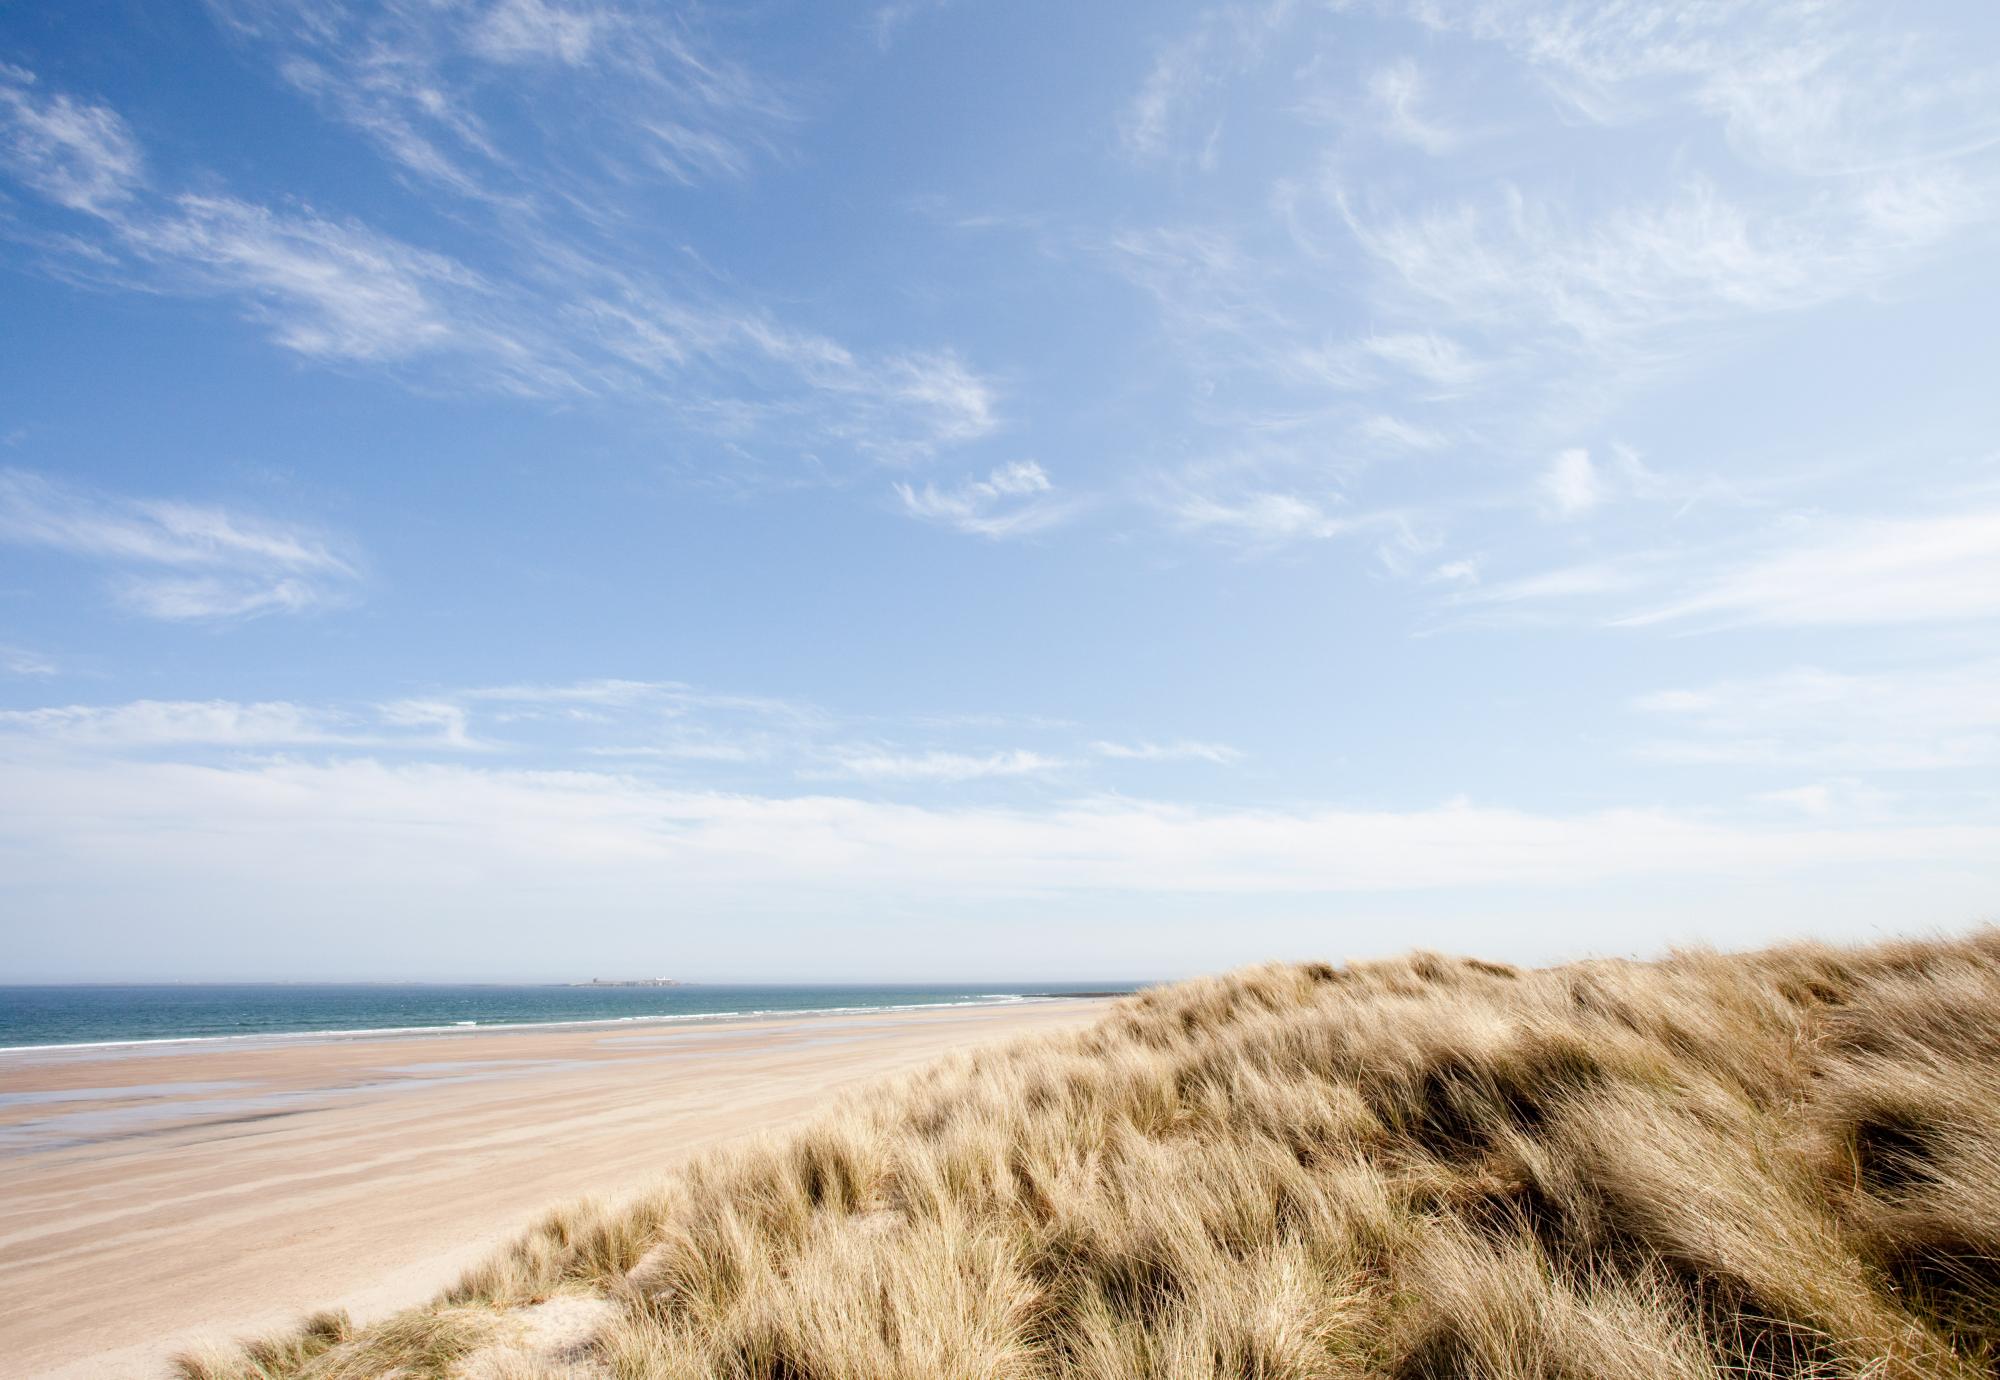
[1749,780,1899,818]
[27,677,1273,788]
[641,119,752,183]
[0,699,346,748]
[0,698,485,750]
[1338,173,1976,355]
[1420,0,2000,179]
[872,0,960,48]
[1092,739,1242,765]
[130,195,484,364]
[468,0,602,66]
[1367,59,1456,154]
[119,574,327,620]
[820,747,1068,783]
[1356,414,1446,450]
[585,739,764,763]
[1754,783,1839,817]
[1621,509,2000,629]
[377,699,479,750]
[1635,662,2000,770]
[0,65,144,213]
[1103,226,1273,356]
[1540,448,1601,518]
[1172,491,1364,546]
[464,678,823,730]
[1121,28,1215,162]
[0,470,348,571]
[1,751,1991,906]
[1462,505,2000,631]
[894,460,1074,539]
[0,645,57,677]
[0,469,361,621]
[1358,331,1485,389]
[1119,1,1297,164]
[1457,558,1655,612]
[595,304,1001,461]
[206,0,787,199]
[467,678,677,708]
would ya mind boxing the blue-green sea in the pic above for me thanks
[0,982,1137,1050]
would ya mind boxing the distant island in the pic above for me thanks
[568,978,684,988]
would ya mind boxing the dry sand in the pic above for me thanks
[0,998,1112,1380]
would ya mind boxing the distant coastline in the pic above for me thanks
[567,978,685,988]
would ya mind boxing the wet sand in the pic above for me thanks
[0,998,1113,1379]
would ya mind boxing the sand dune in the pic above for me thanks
[176,933,2000,1380]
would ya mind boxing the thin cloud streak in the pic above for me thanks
[1620,509,2000,629]
[1634,662,2000,770]
[818,747,1069,783]
[0,469,361,621]
[1092,739,1243,765]
[1458,507,2000,632]
[894,461,1076,539]
[0,698,480,750]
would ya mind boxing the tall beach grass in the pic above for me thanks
[178,930,2000,1379]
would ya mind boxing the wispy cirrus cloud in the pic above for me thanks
[1461,505,2000,631]
[0,63,145,212]
[1102,0,2000,565]
[894,461,1075,539]
[1334,171,1979,360]
[462,677,825,731]
[468,0,604,66]
[0,697,483,750]
[203,0,789,201]
[0,64,997,468]
[1119,0,1297,165]
[818,747,1068,783]
[1170,490,1379,549]
[1634,662,2000,770]
[0,699,350,749]
[1365,59,1458,155]
[1416,0,2000,177]
[0,645,58,677]
[1619,508,2000,629]
[1092,739,1242,765]
[0,468,361,620]
[870,0,961,49]
[131,195,506,368]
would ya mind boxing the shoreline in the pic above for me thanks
[0,995,1116,1380]
[0,990,1088,1057]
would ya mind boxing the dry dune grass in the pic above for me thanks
[176,930,2000,1380]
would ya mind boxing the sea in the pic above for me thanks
[0,982,1138,1051]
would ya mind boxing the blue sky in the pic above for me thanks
[2,0,1998,981]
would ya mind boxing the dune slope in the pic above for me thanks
[180,931,2000,1379]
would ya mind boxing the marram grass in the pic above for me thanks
[178,930,2000,1379]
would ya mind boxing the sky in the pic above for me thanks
[1,0,1998,982]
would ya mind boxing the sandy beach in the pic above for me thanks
[0,998,1113,1380]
